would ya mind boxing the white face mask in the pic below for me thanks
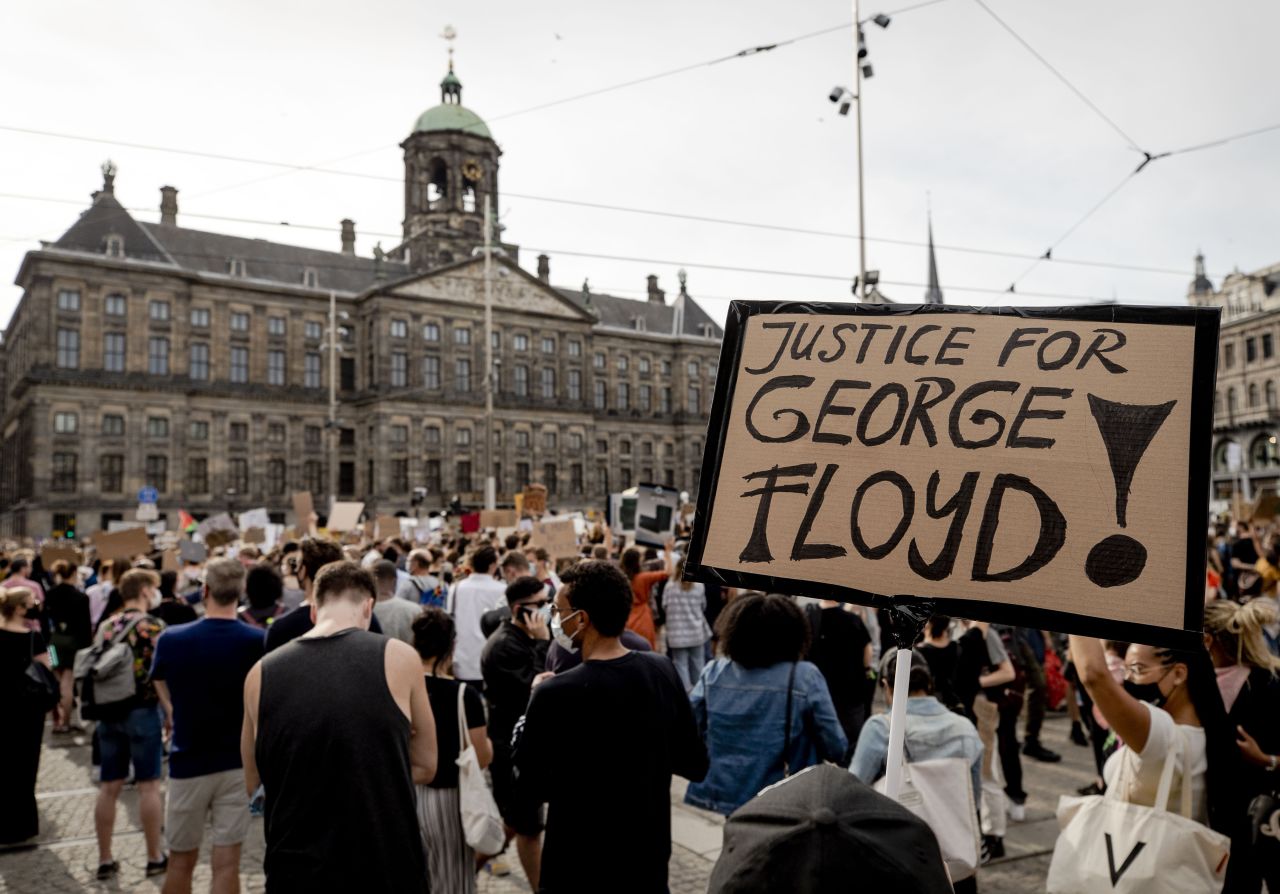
[149,589,163,609]
[551,609,582,653]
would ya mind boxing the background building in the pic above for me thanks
[1188,253,1280,507]
[0,67,723,537]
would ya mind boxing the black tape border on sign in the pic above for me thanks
[683,301,1220,652]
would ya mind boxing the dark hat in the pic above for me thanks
[707,764,952,894]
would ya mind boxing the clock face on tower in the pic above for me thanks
[462,159,483,182]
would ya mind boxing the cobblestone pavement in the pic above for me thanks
[0,713,1091,892]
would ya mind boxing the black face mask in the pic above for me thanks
[1123,679,1167,708]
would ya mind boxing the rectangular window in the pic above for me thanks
[617,354,628,372]
[268,316,286,336]
[455,358,471,392]
[189,420,209,440]
[104,293,126,316]
[304,353,321,388]
[516,430,530,449]
[543,431,557,450]
[145,455,168,493]
[53,412,78,434]
[516,462,531,487]
[660,387,672,414]
[688,360,700,377]
[543,463,557,494]
[102,414,125,437]
[456,427,473,447]
[230,312,250,332]
[147,416,169,438]
[1225,343,1236,368]
[187,458,208,494]
[664,468,675,488]
[621,467,632,489]
[149,300,170,321]
[425,425,441,446]
[100,455,124,492]
[339,427,355,447]
[568,340,581,357]
[594,380,607,410]
[230,346,249,383]
[391,319,408,338]
[56,328,79,369]
[423,322,440,342]
[639,357,651,375]
[391,352,408,387]
[596,439,609,454]
[228,458,248,494]
[541,367,556,399]
[514,334,529,352]
[1247,338,1258,364]
[268,423,286,443]
[305,320,322,340]
[1266,334,1276,359]
[541,336,555,353]
[57,288,81,311]
[423,355,441,389]
[688,385,700,414]
[621,439,632,455]
[454,460,474,493]
[391,458,409,492]
[340,357,356,391]
[304,460,324,495]
[190,307,210,327]
[568,369,582,401]
[305,426,322,447]
[661,359,672,376]
[230,422,248,443]
[390,424,408,445]
[594,352,606,369]
[190,343,210,380]
[266,459,286,496]
[102,332,125,372]
[617,382,630,410]
[51,453,77,492]
[571,464,584,494]
[147,336,169,375]
[425,459,442,495]
[513,365,529,396]
[268,350,286,386]
[454,326,471,345]
[639,384,651,411]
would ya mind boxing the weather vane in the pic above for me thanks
[440,24,456,70]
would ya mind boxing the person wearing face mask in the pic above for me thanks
[1068,635,1238,840]
[514,560,708,894]
[90,568,169,881]
[480,575,553,888]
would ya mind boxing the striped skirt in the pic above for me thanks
[415,784,476,894]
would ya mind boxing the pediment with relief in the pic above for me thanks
[385,259,590,321]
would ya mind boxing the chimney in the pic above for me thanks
[646,273,665,304]
[340,219,356,255]
[159,186,178,226]
[536,254,550,282]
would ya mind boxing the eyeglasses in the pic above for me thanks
[517,599,551,610]
[1123,662,1170,681]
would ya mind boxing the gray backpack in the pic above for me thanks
[73,613,148,717]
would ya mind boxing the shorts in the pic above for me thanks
[98,705,163,783]
[489,751,544,837]
[167,770,251,851]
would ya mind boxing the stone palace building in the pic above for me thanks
[0,65,723,537]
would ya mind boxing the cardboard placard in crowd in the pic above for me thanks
[161,548,180,572]
[40,544,80,567]
[685,302,1219,648]
[292,491,314,526]
[243,527,266,545]
[178,540,207,564]
[522,485,547,515]
[239,507,270,531]
[204,529,237,551]
[530,519,579,560]
[197,513,237,541]
[376,515,400,540]
[480,509,518,529]
[327,502,364,533]
[633,485,681,547]
[94,526,153,562]
[1251,489,1280,523]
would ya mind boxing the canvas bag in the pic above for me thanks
[72,613,146,714]
[1046,733,1230,893]
[455,683,505,856]
[875,752,981,881]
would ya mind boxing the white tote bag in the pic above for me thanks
[1046,736,1230,893]
[455,683,505,857]
[875,755,981,882]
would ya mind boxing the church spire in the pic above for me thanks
[439,24,461,104]
[924,208,943,305]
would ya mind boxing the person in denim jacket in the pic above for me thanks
[850,648,984,807]
[685,593,847,816]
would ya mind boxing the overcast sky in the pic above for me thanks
[2,0,1278,327]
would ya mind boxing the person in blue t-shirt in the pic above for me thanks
[151,557,265,894]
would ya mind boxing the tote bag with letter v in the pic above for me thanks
[1046,734,1230,893]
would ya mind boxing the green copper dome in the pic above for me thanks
[412,103,491,138]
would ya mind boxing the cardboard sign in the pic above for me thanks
[480,509,518,529]
[161,548,180,573]
[633,485,680,547]
[292,491,314,526]
[685,302,1218,648]
[239,507,270,532]
[522,485,547,515]
[242,527,266,545]
[94,526,153,562]
[328,502,364,533]
[197,513,236,540]
[1251,489,1280,523]
[40,544,80,567]
[179,540,207,564]
[376,515,400,541]
[530,519,579,560]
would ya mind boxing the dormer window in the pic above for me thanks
[632,317,646,332]
[699,323,715,338]
[105,234,124,257]
[302,267,318,288]
[228,258,246,277]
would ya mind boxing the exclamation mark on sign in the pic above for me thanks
[1085,394,1177,588]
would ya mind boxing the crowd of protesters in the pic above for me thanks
[2,512,1280,892]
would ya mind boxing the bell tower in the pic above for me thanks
[400,48,501,272]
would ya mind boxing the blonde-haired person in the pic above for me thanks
[1204,598,1280,894]
[0,587,51,844]
[664,556,711,691]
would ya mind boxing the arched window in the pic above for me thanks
[1268,382,1277,411]
[427,158,447,209]
[1250,433,1280,469]
[1228,387,1239,414]
[1250,383,1260,407]
[462,183,476,213]
[1214,439,1237,473]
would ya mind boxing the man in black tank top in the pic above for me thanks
[241,560,437,892]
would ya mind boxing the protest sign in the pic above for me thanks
[239,508,270,531]
[327,502,364,533]
[292,492,314,526]
[161,548,179,573]
[522,485,547,515]
[376,515,400,540]
[178,540,207,564]
[40,544,80,567]
[243,527,266,545]
[610,493,637,535]
[197,513,236,541]
[94,527,152,562]
[530,519,579,560]
[685,302,1218,648]
[1251,489,1280,523]
[460,512,480,534]
[633,485,681,547]
[481,509,518,529]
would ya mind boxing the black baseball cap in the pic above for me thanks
[707,763,953,894]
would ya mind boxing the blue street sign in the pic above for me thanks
[138,486,159,504]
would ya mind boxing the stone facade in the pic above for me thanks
[0,71,723,538]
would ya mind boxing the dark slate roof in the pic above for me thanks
[139,223,407,293]
[52,192,171,264]
[555,286,723,339]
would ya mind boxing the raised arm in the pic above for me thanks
[1069,635,1151,753]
